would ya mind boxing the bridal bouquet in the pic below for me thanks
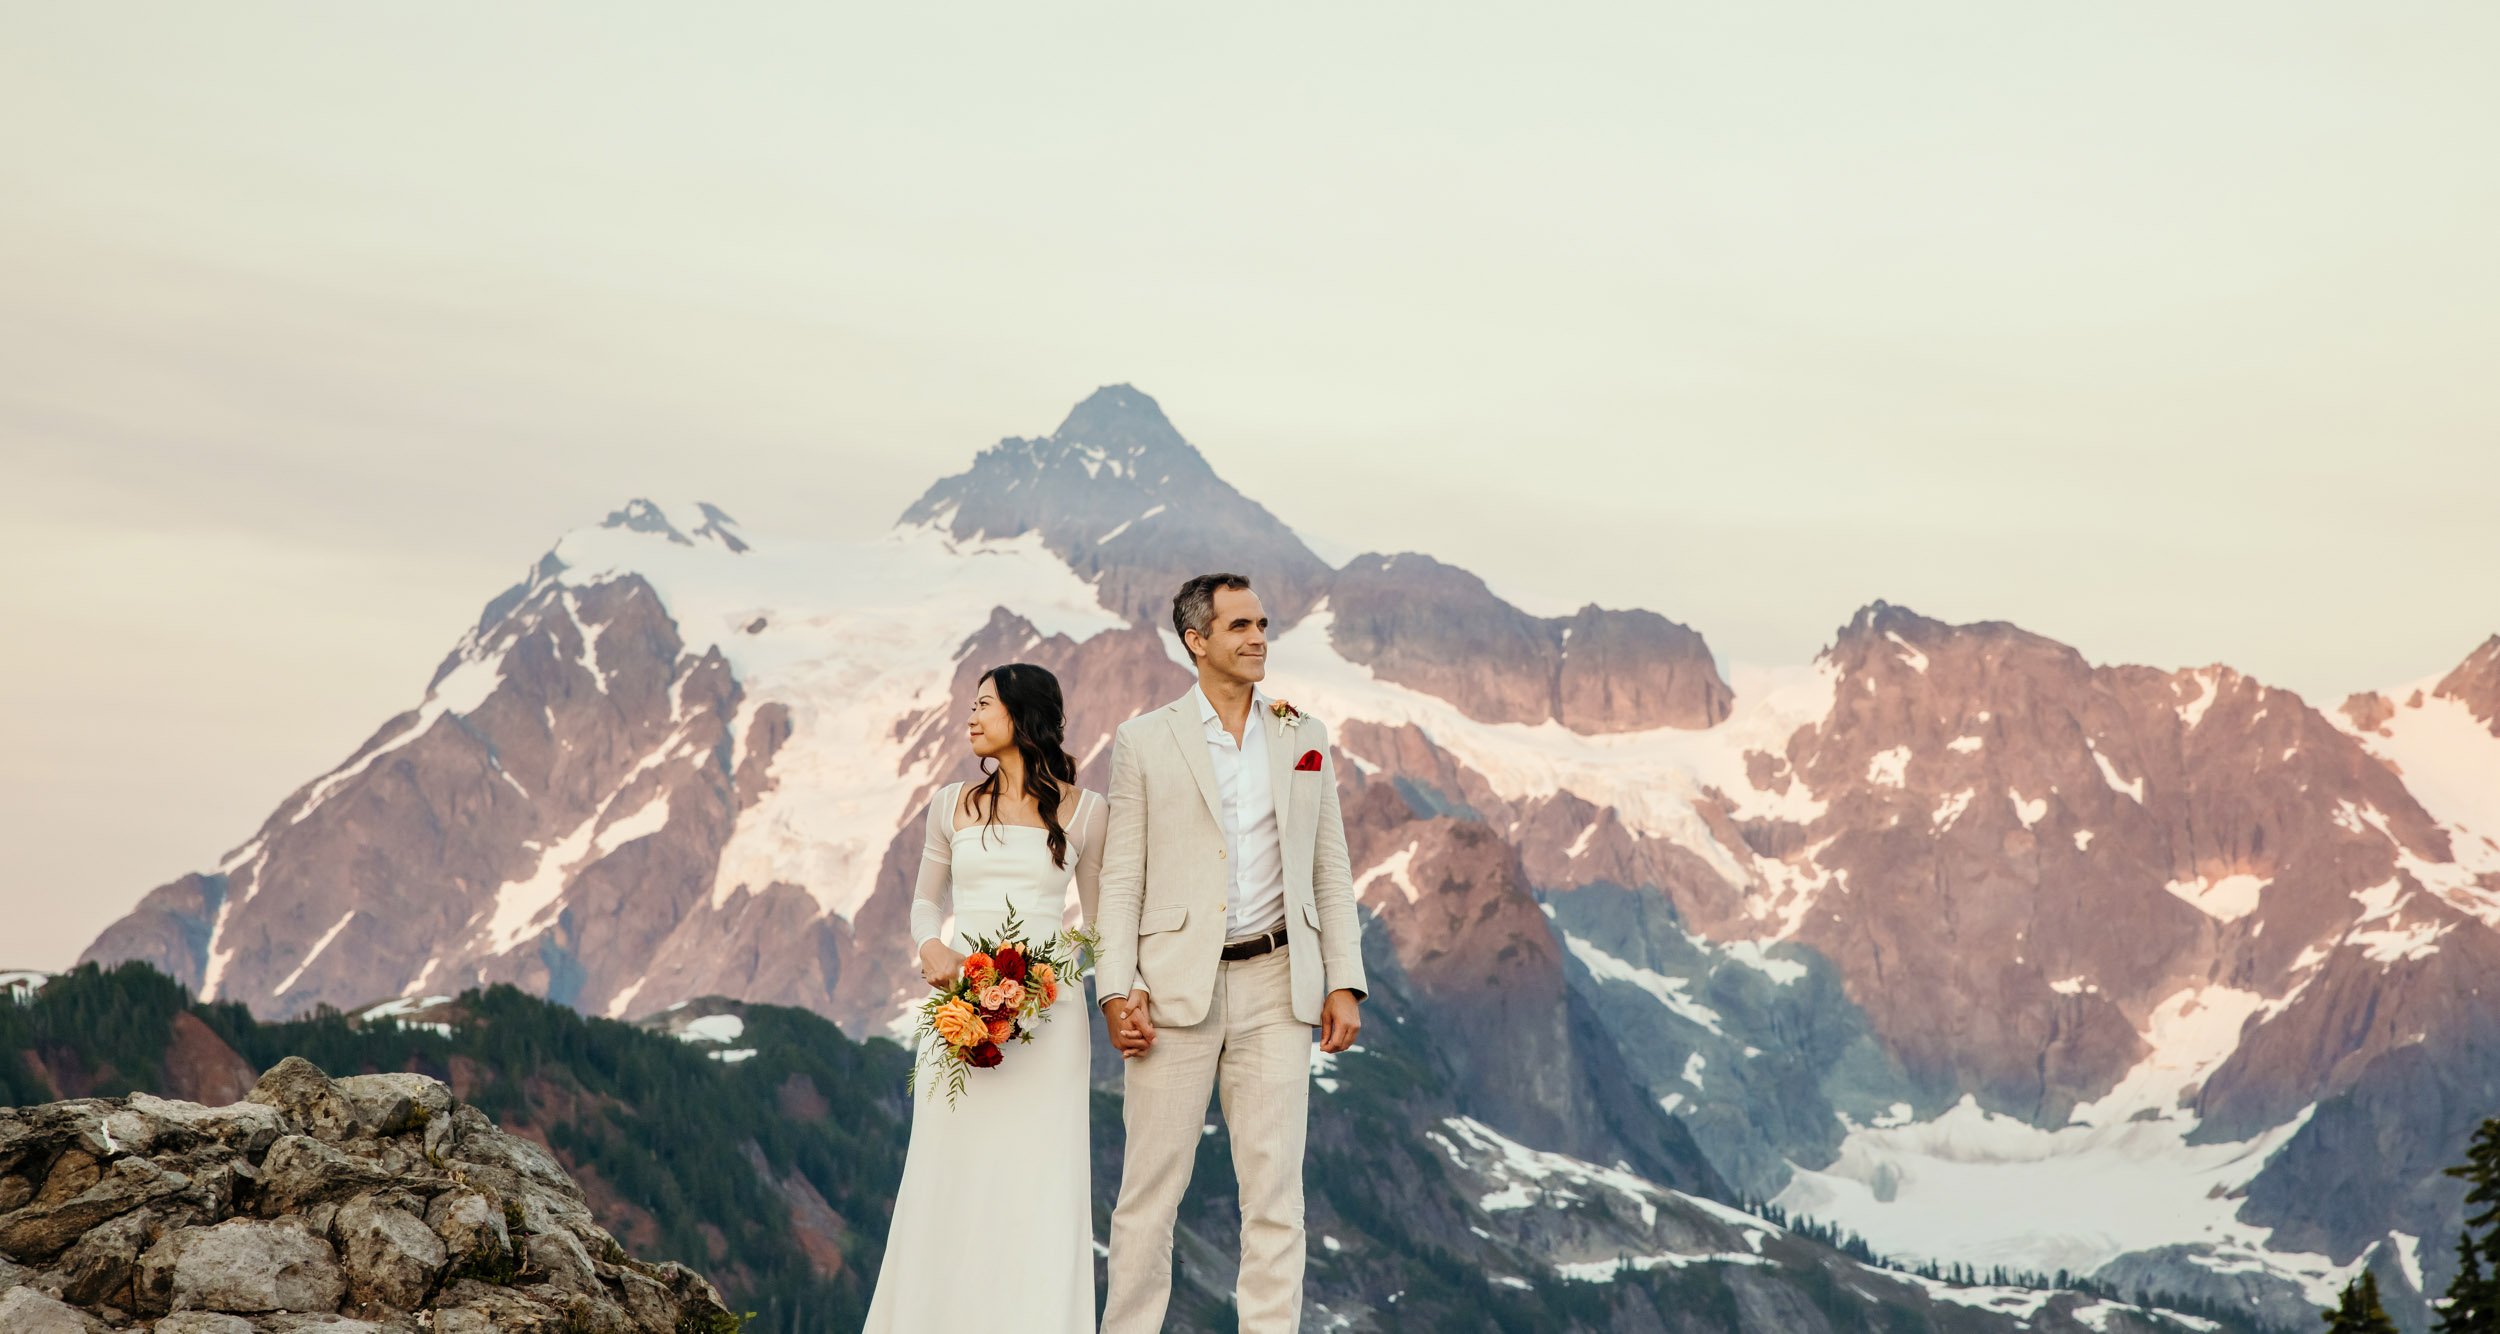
[910,906,1098,1107]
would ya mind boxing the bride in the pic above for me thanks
[862,662,1105,1332]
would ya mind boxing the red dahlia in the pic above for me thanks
[967,1042,1003,1068]
[994,947,1027,981]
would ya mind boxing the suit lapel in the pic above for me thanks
[1163,695,1226,833]
[1266,709,1297,847]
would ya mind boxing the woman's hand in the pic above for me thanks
[917,940,966,989]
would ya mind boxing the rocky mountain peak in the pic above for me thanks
[598,500,749,554]
[1326,552,1730,732]
[897,385,1333,626]
[2436,634,2500,734]
[1049,383,1201,467]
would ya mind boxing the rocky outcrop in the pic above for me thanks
[1338,780,1724,1197]
[0,1057,732,1333]
[85,571,751,1022]
[2435,634,2500,733]
[1325,552,1732,733]
[899,383,1336,627]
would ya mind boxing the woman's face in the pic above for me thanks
[968,676,1015,762]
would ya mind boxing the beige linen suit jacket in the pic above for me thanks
[1094,690,1368,1028]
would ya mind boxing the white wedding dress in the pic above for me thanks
[862,782,1106,1333]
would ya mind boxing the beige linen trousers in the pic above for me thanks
[1095,691,1369,1334]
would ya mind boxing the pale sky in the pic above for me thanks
[4,2,2496,970]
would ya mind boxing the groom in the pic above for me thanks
[1095,572,1368,1334]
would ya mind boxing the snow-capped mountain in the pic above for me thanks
[81,386,2500,1328]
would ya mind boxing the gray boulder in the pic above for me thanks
[447,1122,581,1204]
[49,1207,154,1307]
[522,1227,601,1297]
[422,1191,507,1267]
[153,1314,256,1334]
[256,1136,396,1216]
[125,1094,286,1157]
[332,1075,452,1139]
[0,1285,106,1334]
[332,1194,445,1309]
[136,1219,346,1314]
[0,1155,190,1264]
[245,1058,365,1144]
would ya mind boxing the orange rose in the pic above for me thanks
[931,998,987,1050]
[1032,961,1057,987]
[1040,978,1058,1008]
[961,952,993,979]
[986,1016,1015,1044]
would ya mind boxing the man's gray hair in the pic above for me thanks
[1172,573,1252,658]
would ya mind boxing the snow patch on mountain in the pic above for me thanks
[2162,874,2267,923]
[1776,985,2356,1300]
[1432,1116,1677,1231]
[1698,933,1810,986]
[1563,932,1727,1035]
[2337,681,2500,900]
[483,789,675,953]
[2177,670,2222,731]
[2370,702,2500,860]
[1262,610,1840,916]
[1356,842,1423,904]
[271,911,356,997]
[543,518,1122,922]
[2088,742,2145,803]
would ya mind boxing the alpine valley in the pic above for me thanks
[66,386,2500,1333]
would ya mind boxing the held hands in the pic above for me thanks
[916,940,966,989]
[1102,991,1157,1059]
[1318,988,1363,1054]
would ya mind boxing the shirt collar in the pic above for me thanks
[1195,684,1269,730]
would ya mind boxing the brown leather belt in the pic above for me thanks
[1219,925,1288,962]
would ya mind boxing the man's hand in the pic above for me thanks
[1318,988,1362,1054]
[916,940,965,989]
[1103,991,1158,1059]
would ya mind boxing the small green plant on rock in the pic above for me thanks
[446,1235,522,1287]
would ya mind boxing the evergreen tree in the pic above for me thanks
[2325,1272,2398,1334]
[2442,1117,2500,1333]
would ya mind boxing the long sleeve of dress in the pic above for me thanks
[1071,790,1108,932]
[908,786,957,949]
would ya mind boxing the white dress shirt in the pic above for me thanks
[1197,685,1287,939]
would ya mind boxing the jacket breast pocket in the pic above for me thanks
[1139,906,1189,936]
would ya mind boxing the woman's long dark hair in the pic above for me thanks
[967,663,1080,868]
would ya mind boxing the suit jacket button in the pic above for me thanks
[1217,848,1227,860]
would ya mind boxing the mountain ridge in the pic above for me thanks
[73,386,2500,1331]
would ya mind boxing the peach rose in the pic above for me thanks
[979,979,1026,1012]
[931,998,987,1050]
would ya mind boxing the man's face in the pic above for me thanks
[1191,586,1269,685]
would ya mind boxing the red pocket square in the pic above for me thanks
[1295,749,1324,772]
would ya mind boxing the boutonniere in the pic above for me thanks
[1269,699,1302,737]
